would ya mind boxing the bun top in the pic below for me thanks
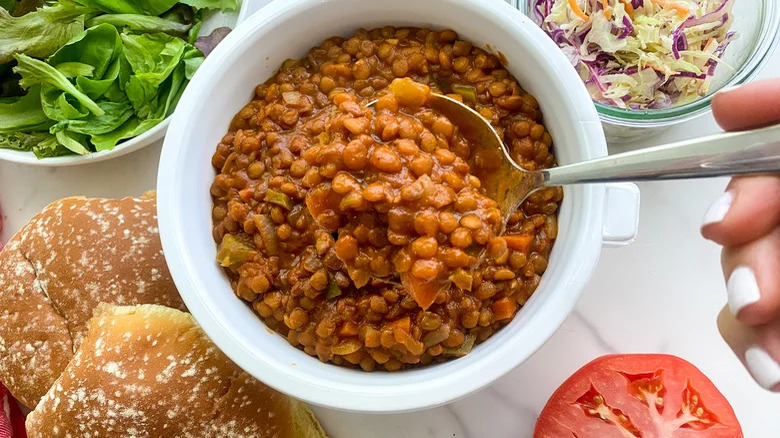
[0,194,185,407]
[26,304,328,438]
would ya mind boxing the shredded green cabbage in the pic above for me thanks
[535,0,738,110]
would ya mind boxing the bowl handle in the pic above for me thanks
[602,182,640,247]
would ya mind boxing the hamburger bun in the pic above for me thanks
[0,194,185,408]
[26,304,327,438]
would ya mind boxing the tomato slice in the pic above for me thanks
[534,354,743,438]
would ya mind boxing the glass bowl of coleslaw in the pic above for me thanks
[519,0,780,142]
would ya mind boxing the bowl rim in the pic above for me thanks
[158,0,608,412]
[520,0,780,124]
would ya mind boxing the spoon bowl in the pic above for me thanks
[374,93,780,232]
[422,93,546,226]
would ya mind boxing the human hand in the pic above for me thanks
[701,78,780,392]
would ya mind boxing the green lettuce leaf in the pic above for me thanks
[90,115,156,151]
[40,84,89,120]
[188,18,202,44]
[36,0,96,21]
[0,131,68,158]
[0,131,50,151]
[0,7,84,64]
[91,64,185,151]
[182,46,203,79]
[76,57,120,99]
[74,0,236,14]
[55,61,94,78]
[171,6,202,44]
[73,0,178,15]
[14,53,104,116]
[160,3,195,24]
[6,0,47,16]
[86,13,191,35]
[121,32,186,79]
[27,24,124,123]
[121,32,186,117]
[52,97,133,135]
[0,86,51,132]
[54,128,90,154]
[33,136,70,157]
[0,1,16,12]
[155,61,186,118]
[179,0,237,11]
[48,22,122,78]
[4,0,225,158]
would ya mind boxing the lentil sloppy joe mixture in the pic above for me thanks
[210,27,563,371]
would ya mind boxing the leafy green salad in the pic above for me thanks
[0,0,236,158]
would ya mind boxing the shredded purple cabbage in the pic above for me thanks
[673,71,708,79]
[681,0,736,27]
[619,15,634,38]
[533,0,739,110]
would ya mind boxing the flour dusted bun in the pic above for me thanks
[0,194,185,408]
[26,304,327,438]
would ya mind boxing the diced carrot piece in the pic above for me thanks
[239,187,253,203]
[305,185,341,217]
[305,185,342,230]
[504,235,534,253]
[400,273,445,311]
[340,321,359,337]
[491,297,518,321]
[389,316,411,333]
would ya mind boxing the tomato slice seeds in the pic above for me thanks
[534,354,743,438]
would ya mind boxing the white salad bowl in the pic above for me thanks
[0,6,246,166]
[157,0,640,413]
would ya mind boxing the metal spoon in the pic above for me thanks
[423,93,780,227]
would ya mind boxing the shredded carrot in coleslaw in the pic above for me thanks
[536,0,740,109]
[600,0,612,19]
[620,0,635,18]
[568,0,589,21]
[650,0,690,18]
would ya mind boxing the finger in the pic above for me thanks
[718,307,780,392]
[712,78,780,131]
[701,176,780,246]
[721,228,780,325]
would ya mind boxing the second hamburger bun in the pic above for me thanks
[26,304,327,438]
[0,194,185,408]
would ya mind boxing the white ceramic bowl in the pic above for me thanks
[157,0,640,413]
[0,8,244,166]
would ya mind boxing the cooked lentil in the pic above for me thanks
[211,27,563,371]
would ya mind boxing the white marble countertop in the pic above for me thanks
[2,38,778,438]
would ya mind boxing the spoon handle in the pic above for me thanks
[542,123,780,186]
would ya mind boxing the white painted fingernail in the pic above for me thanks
[727,266,761,316]
[744,346,780,391]
[702,191,733,226]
